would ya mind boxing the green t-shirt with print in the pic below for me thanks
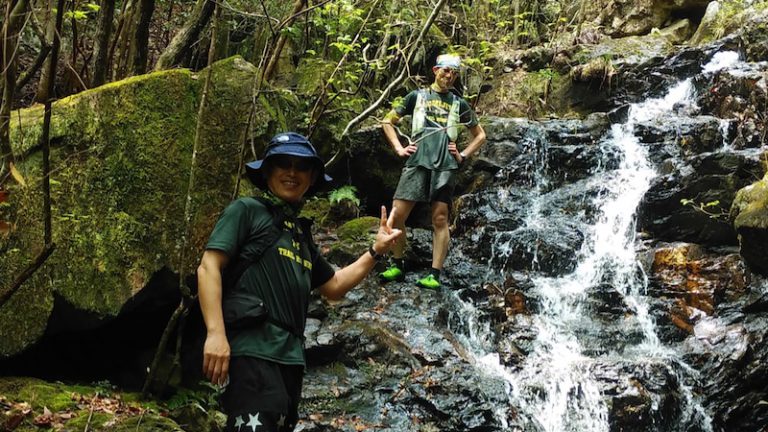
[205,197,335,366]
[394,88,478,171]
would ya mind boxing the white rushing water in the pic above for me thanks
[450,54,744,431]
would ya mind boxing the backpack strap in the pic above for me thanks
[220,196,283,293]
[224,196,313,340]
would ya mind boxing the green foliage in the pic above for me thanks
[329,185,360,207]
[164,382,221,412]
[64,3,99,22]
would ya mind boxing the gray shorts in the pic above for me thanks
[393,165,457,204]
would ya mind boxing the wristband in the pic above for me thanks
[460,151,468,159]
[368,245,384,261]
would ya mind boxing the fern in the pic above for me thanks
[329,185,360,207]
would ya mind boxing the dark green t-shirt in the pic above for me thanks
[205,197,335,365]
[394,88,478,171]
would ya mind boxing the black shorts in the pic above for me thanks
[221,356,304,432]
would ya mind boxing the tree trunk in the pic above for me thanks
[113,0,138,80]
[1,0,30,171]
[131,0,156,75]
[91,0,115,87]
[154,0,215,70]
[35,0,55,102]
[263,0,306,82]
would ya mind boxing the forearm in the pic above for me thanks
[197,265,226,335]
[320,250,379,301]
[461,125,486,157]
[382,121,403,152]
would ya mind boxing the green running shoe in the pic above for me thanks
[416,274,441,289]
[379,265,405,282]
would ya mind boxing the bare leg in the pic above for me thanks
[431,201,450,270]
[391,199,416,259]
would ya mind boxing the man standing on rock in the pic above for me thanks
[380,54,486,289]
[196,132,401,431]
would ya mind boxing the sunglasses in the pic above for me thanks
[270,155,315,172]
[437,67,458,74]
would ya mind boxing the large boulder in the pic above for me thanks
[586,0,709,37]
[731,172,768,276]
[0,56,297,357]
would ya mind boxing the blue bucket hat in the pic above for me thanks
[245,132,333,193]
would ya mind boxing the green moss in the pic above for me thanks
[301,197,332,225]
[336,216,379,243]
[733,173,768,229]
[0,377,184,432]
[17,383,80,411]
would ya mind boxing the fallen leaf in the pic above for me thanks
[9,162,26,187]
[32,407,54,426]
[3,412,26,430]
[0,221,12,236]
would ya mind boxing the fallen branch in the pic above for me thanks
[0,242,55,309]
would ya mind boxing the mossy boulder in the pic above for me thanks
[0,56,299,357]
[731,172,768,275]
[326,216,380,265]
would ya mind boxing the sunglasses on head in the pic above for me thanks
[270,155,315,172]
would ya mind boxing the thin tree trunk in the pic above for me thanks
[41,0,66,246]
[113,0,138,79]
[142,0,221,399]
[154,0,215,70]
[92,0,115,87]
[0,0,63,310]
[131,0,155,75]
[17,42,51,90]
[107,0,130,76]
[263,0,306,82]
[34,0,55,102]
[1,0,30,171]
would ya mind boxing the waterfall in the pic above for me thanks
[449,54,745,432]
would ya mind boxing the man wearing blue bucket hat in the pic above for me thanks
[380,54,487,289]
[196,132,401,431]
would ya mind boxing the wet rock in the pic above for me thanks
[638,150,764,246]
[647,243,748,344]
[682,313,768,431]
[633,115,725,157]
[465,222,584,276]
[695,59,768,149]
[591,360,683,432]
